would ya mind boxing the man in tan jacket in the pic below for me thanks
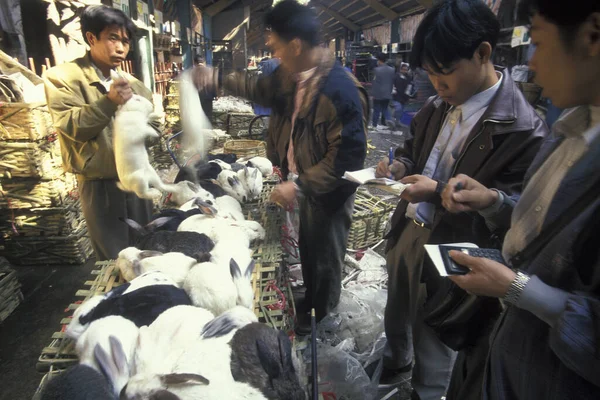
[44,5,154,261]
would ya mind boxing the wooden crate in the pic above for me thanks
[0,174,78,209]
[0,139,62,179]
[0,102,54,141]
[36,261,126,372]
[347,190,396,250]
[1,226,93,266]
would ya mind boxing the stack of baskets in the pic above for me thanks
[0,256,23,322]
[0,102,92,266]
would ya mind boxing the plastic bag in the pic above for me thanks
[313,343,378,400]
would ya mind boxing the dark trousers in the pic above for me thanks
[384,220,456,400]
[446,324,494,400]
[78,177,153,261]
[373,99,391,126]
[384,221,432,369]
[298,194,354,321]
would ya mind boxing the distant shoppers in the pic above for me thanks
[375,1,548,398]
[193,55,216,121]
[344,61,353,73]
[371,52,395,128]
[440,0,600,398]
[391,62,413,128]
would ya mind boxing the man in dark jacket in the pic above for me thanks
[375,1,548,398]
[371,52,395,128]
[441,1,600,398]
[202,1,368,334]
[193,55,216,122]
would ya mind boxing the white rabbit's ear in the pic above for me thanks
[250,169,259,179]
[244,260,256,280]
[94,336,129,395]
[146,216,174,231]
[139,250,163,259]
[230,259,242,280]
[160,373,209,385]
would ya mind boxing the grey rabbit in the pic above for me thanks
[230,323,305,400]
[39,364,115,400]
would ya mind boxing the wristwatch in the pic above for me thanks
[503,271,531,305]
[434,180,447,196]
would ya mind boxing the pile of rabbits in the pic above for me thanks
[44,293,306,400]
[44,166,305,399]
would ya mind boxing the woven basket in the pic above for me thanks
[1,226,93,266]
[0,102,54,141]
[0,174,78,209]
[0,203,85,238]
[516,82,543,105]
[0,139,62,179]
[347,190,396,250]
[224,139,266,158]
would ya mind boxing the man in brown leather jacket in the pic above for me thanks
[198,1,369,335]
[375,1,548,398]
[44,6,154,261]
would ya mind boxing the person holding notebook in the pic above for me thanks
[374,1,548,398]
[440,1,600,398]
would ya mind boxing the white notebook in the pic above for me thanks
[343,167,410,196]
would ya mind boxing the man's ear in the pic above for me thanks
[291,38,302,57]
[86,31,97,47]
[582,12,600,57]
[476,42,493,65]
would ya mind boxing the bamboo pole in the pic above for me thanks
[28,58,36,74]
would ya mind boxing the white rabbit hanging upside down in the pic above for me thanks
[112,76,180,200]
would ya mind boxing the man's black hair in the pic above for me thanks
[410,0,500,73]
[194,55,205,64]
[81,5,135,46]
[518,0,600,44]
[264,0,320,47]
[377,53,387,62]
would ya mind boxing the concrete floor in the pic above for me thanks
[0,260,96,400]
[0,126,410,400]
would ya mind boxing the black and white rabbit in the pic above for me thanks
[230,323,305,400]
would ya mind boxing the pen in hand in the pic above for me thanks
[387,147,394,179]
[454,182,464,192]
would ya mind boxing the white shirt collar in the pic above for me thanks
[458,72,503,121]
[296,67,317,84]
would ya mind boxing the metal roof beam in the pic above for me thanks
[312,1,360,32]
[360,0,398,20]
[204,0,238,17]
[324,4,370,26]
